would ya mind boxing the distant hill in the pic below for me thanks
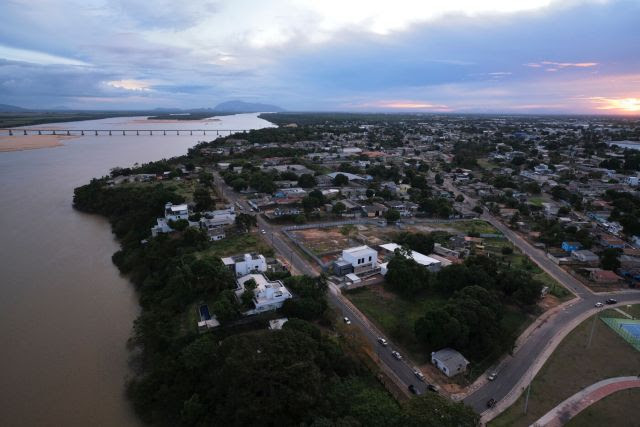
[213,100,284,113]
[0,103,29,112]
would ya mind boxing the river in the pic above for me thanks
[0,113,274,427]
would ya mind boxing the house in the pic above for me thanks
[599,234,625,249]
[589,269,623,283]
[431,348,469,378]
[164,202,189,221]
[571,249,599,265]
[235,273,292,315]
[362,202,387,218]
[562,241,583,253]
[339,246,378,275]
[379,243,443,273]
[268,318,289,330]
[333,259,354,276]
[222,253,268,277]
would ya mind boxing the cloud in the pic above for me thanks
[0,44,89,66]
[106,79,152,91]
[525,60,598,71]
[586,96,640,113]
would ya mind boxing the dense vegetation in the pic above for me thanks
[73,178,479,426]
[385,241,543,362]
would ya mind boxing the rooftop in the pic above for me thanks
[380,243,441,266]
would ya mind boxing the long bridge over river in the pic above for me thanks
[1,128,248,136]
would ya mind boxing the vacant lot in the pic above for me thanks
[345,284,532,384]
[491,305,640,427]
[291,227,351,254]
[198,233,273,259]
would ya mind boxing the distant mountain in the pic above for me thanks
[213,100,284,113]
[0,103,29,112]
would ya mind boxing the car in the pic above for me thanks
[261,229,266,234]
[427,384,440,393]
[413,368,426,382]
[488,371,498,381]
[605,298,617,305]
[377,337,388,346]
[487,398,497,408]
[408,384,421,395]
[391,351,403,360]
[595,302,604,308]
[343,317,351,325]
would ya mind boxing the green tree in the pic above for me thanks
[332,201,346,215]
[298,173,317,188]
[193,186,214,211]
[384,208,401,223]
[333,173,349,186]
[601,248,621,271]
[403,392,479,427]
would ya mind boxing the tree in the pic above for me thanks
[384,208,401,223]
[385,250,431,297]
[434,174,444,185]
[235,213,257,231]
[403,394,479,427]
[169,218,189,231]
[193,186,214,211]
[241,279,257,308]
[601,248,621,271]
[333,173,349,186]
[455,194,464,203]
[414,308,462,350]
[231,177,247,192]
[332,201,346,215]
[297,173,317,188]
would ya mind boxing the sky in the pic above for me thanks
[0,0,639,114]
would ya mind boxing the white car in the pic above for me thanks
[413,369,426,382]
[377,337,388,346]
[261,229,266,234]
[343,317,351,325]
[595,302,604,308]
[488,372,498,381]
[391,351,403,360]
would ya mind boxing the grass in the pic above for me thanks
[477,158,499,170]
[445,220,500,235]
[345,284,533,383]
[528,196,545,207]
[198,233,274,259]
[490,305,640,427]
[566,388,640,427]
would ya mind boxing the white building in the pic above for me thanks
[235,273,292,315]
[222,253,268,277]
[431,348,469,378]
[341,245,378,274]
[379,243,443,273]
[164,202,189,221]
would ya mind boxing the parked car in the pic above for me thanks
[488,371,498,381]
[408,384,421,395]
[605,298,617,305]
[343,317,351,325]
[427,384,440,393]
[377,337,388,346]
[261,229,266,234]
[413,368,426,382]
[595,302,604,308]
[487,398,497,408]
[391,351,403,360]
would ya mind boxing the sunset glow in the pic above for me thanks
[591,97,640,113]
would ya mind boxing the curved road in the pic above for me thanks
[216,171,640,414]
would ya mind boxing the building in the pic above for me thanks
[222,253,268,277]
[340,245,378,275]
[431,348,469,378]
[379,243,443,273]
[164,202,189,221]
[571,249,599,265]
[562,241,583,253]
[599,234,625,249]
[589,268,623,283]
[235,273,292,314]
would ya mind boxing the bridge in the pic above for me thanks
[0,128,249,137]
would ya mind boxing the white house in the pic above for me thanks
[341,245,378,274]
[379,243,443,273]
[431,348,469,378]
[164,202,189,221]
[235,273,292,315]
[222,253,267,277]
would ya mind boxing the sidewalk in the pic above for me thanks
[531,376,640,426]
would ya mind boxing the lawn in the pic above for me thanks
[198,233,274,258]
[566,388,640,427]
[445,220,499,235]
[345,284,533,382]
[490,305,640,427]
[528,196,545,207]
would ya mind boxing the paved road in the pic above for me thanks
[215,172,640,413]
[213,172,432,395]
[533,376,640,426]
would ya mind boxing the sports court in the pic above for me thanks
[601,317,640,352]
